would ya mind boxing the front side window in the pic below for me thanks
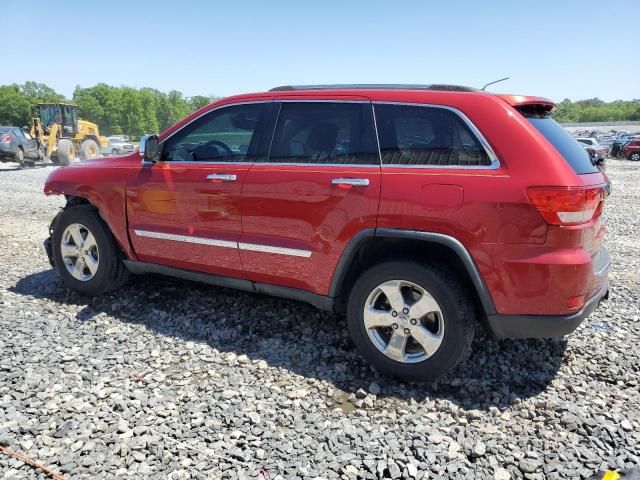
[374,104,492,167]
[268,102,378,165]
[161,103,265,162]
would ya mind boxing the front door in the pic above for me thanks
[240,100,381,294]
[126,101,269,277]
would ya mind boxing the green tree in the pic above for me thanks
[0,85,32,126]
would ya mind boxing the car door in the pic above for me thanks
[239,99,381,295]
[13,128,39,158]
[126,101,270,277]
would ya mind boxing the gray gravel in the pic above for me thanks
[0,160,639,479]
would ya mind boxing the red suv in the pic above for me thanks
[624,139,640,161]
[43,84,610,381]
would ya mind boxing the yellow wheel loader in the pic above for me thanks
[29,103,108,165]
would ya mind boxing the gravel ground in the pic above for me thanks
[0,160,638,480]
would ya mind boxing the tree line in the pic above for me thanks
[1,82,638,136]
[0,82,218,137]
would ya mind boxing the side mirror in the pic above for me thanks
[140,134,160,162]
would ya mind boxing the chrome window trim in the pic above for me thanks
[372,101,501,170]
[133,229,312,258]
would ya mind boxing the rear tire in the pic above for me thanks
[57,139,75,165]
[347,261,476,382]
[15,147,24,165]
[52,205,129,295]
[80,139,100,160]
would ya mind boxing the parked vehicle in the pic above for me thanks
[101,136,135,156]
[42,84,611,381]
[576,138,607,166]
[0,126,43,166]
[29,103,108,165]
[596,134,614,149]
[624,139,640,161]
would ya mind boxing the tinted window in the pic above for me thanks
[527,117,599,174]
[162,103,265,162]
[374,104,491,166]
[577,139,590,145]
[268,102,378,164]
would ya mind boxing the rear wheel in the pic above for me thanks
[52,205,129,295]
[80,139,100,160]
[57,139,76,165]
[347,261,476,381]
[15,147,24,165]
[630,152,640,162]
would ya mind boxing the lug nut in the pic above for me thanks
[403,308,409,314]
[410,318,417,325]
[392,323,399,329]
[404,328,411,334]
[391,311,398,317]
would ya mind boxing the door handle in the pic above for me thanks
[331,178,370,187]
[206,174,237,182]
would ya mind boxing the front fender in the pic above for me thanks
[44,165,137,260]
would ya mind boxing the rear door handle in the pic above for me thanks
[206,174,237,182]
[331,178,370,187]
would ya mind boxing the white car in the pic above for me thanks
[101,137,135,156]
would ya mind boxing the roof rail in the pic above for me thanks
[269,84,479,92]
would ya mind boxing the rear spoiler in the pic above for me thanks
[497,94,557,115]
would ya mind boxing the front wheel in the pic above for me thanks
[347,261,476,381]
[630,152,640,162]
[52,205,129,295]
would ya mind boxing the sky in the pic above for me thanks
[2,0,638,102]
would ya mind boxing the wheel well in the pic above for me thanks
[65,195,91,208]
[333,237,488,323]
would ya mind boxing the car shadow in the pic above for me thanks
[11,269,567,410]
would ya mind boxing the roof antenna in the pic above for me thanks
[481,77,510,91]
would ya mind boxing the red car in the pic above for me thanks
[624,139,640,161]
[43,84,610,381]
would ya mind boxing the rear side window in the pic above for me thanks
[526,116,599,174]
[268,102,378,165]
[374,104,492,167]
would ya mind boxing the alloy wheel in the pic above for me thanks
[60,223,100,281]
[363,279,445,363]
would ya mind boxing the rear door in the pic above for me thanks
[126,101,270,277]
[239,99,381,294]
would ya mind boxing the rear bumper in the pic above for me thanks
[487,280,609,339]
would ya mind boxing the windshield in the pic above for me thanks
[0,127,9,134]
[39,105,61,126]
[526,116,599,174]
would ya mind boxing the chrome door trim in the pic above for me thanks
[132,229,313,258]
[133,230,237,249]
[238,242,312,258]
[372,101,501,170]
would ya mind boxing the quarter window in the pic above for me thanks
[374,104,492,166]
[267,102,379,165]
[161,103,265,162]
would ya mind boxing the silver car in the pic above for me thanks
[101,136,135,156]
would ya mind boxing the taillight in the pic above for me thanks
[527,186,603,226]
[0,134,11,143]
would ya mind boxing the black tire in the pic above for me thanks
[111,148,118,156]
[80,139,100,160]
[630,152,640,162]
[57,139,75,165]
[52,205,129,295]
[15,147,24,165]
[347,261,476,382]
